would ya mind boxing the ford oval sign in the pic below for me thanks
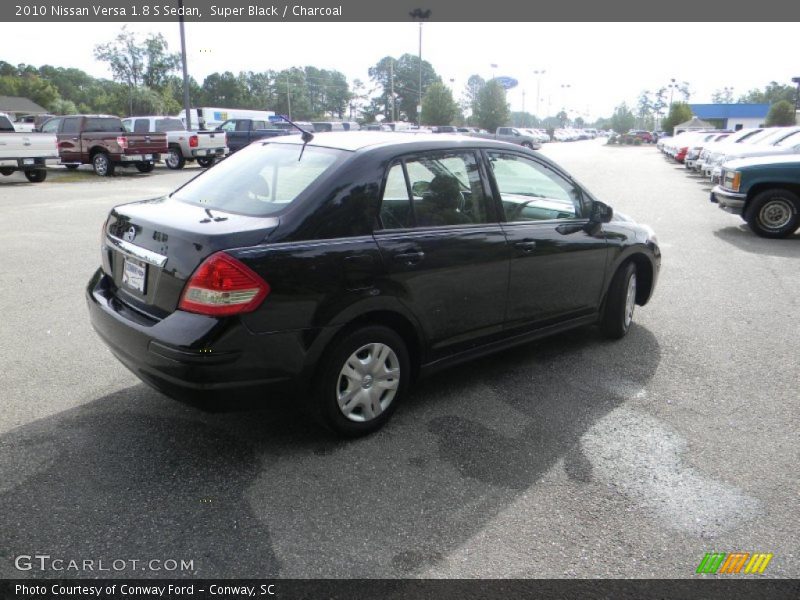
[494,76,519,90]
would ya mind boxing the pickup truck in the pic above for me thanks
[466,127,541,149]
[711,154,800,238]
[40,115,168,176]
[217,118,294,153]
[122,116,227,170]
[0,114,58,182]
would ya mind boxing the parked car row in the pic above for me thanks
[658,127,800,238]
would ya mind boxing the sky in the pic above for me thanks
[3,21,799,120]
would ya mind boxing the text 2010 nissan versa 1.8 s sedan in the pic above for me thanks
[87,132,660,436]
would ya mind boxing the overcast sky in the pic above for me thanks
[3,22,799,119]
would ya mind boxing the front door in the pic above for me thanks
[486,150,608,330]
[373,149,510,360]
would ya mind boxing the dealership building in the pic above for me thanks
[687,103,770,130]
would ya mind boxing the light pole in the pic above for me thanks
[668,77,677,107]
[490,63,498,80]
[792,77,800,110]
[533,69,545,117]
[560,83,571,110]
[409,8,431,125]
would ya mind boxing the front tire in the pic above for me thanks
[0,168,14,176]
[24,169,47,183]
[135,162,155,173]
[314,325,409,437]
[92,152,115,176]
[744,189,800,239]
[600,262,637,339]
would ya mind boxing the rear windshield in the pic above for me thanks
[172,142,346,216]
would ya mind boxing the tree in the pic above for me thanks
[420,82,459,125]
[369,54,440,123]
[574,116,585,128]
[473,80,509,131]
[738,81,796,105]
[94,26,180,114]
[461,74,485,115]
[765,100,797,126]
[711,88,735,103]
[636,91,652,129]
[610,103,635,134]
[661,101,693,134]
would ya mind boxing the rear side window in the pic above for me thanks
[379,151,491,229]
[0,116,14,131]
[172,142,345,217]
[62,118,81,134]
[85,118,124,133]
[155,118,185,132]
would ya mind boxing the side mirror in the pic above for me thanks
[589,200,613,223]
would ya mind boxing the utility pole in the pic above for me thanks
[418,22,423,124]
[178,0,191,129]
[390,59,396,122]
[286,74,292,120]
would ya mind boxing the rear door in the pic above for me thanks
[486,150,608,330]
[373,149,510,360]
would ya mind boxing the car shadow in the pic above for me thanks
[714,224,800,257]
[0,324,660,578]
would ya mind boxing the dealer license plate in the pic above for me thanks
[122,257,146,293]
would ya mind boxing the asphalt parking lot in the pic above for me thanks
[0,142,797,579]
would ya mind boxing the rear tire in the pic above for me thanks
[135,162,155,173]
[0,168,13,176]
[196,156,216,168]
[313,325,409,437]
[744,189,800,239]
[165,147,185,170]
[600,262,637,339]
[24,169,47,183]
[92,152,115,177]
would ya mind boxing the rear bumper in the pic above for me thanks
[191,147,225,158]
[86,269,324,399]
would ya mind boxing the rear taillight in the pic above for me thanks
[179,252,269,317]
[189,135,198,147]
[116,136,128,150]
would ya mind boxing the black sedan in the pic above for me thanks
[87,132,660,436]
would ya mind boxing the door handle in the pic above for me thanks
[514,240,537,253]
[393,249,425,264]
[71,137,79,141]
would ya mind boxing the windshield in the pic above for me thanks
[742,129,784,145]
[172,142,345,217]
[773,130,800,146]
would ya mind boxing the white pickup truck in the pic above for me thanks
[122,116,228,170]
[0,114,58,182]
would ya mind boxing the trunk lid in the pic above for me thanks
[102,195,278,318]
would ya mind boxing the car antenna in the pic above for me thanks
[278,115,314,160]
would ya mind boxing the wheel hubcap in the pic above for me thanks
[336,343,400,423]
[624,273,637,328]
[167,151,178,167]
[759,199,793,230]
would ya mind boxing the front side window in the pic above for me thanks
[379,151,491,229]
[488,152,583,222]
[219,121,237,132]
[41,118,61,133]
[172,142,345,217]
[84,118,124,133]
[134,119,151,133]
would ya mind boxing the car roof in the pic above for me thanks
[265,131,531,153]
